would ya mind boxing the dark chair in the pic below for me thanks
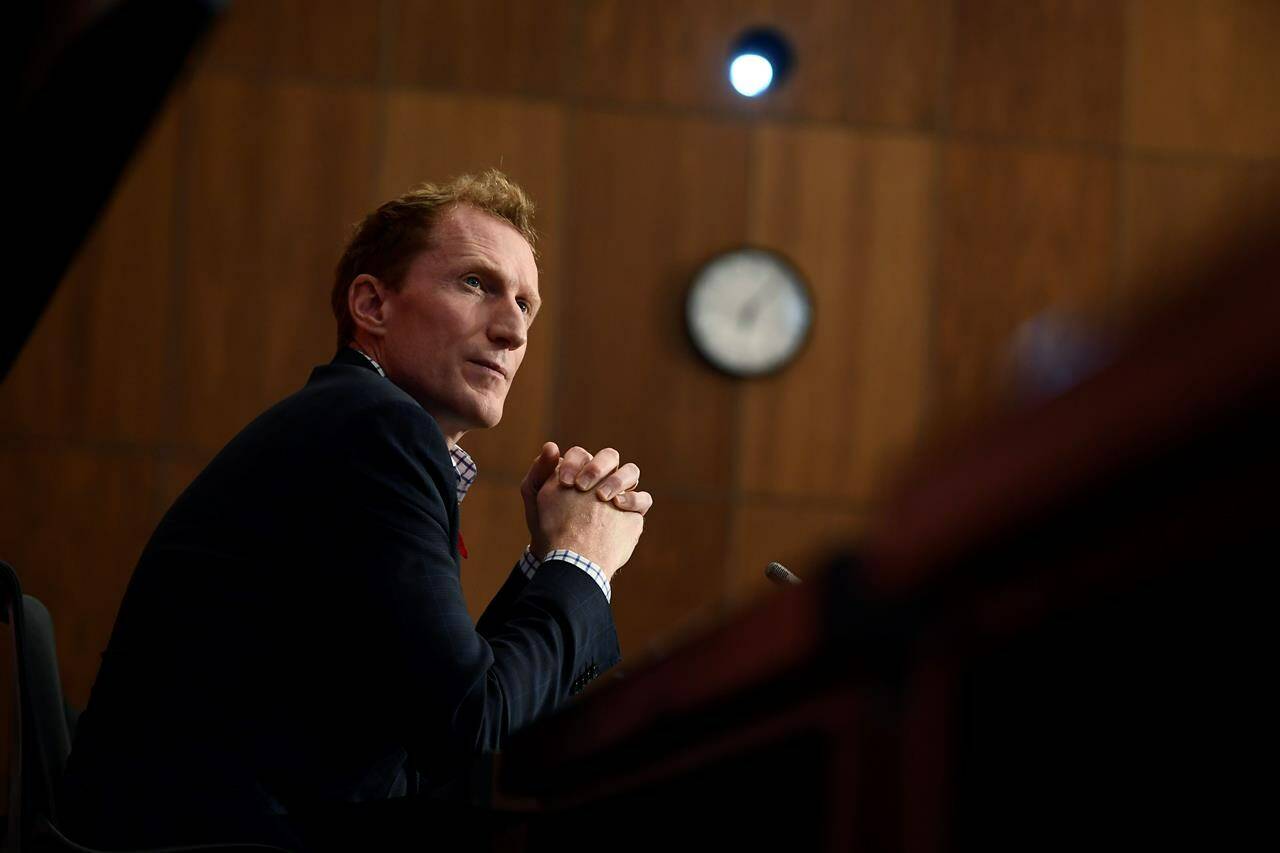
[2,560,291,852]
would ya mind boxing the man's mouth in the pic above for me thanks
[468,359,507,379]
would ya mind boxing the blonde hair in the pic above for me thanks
[331,169,537,346]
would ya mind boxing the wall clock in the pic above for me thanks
[685,248,813,377]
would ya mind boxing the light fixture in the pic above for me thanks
[727,28,793,98]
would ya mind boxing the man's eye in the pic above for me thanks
[517,300,531,315]
[463,275,482,289]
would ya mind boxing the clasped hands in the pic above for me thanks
[521,442,652,581]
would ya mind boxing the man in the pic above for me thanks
[59,171,650,849]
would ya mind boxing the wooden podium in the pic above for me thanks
[489,229,1277,852]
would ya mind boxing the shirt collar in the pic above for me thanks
[350,347,387,378]
[449,445,478,504]
[349,346,477,505]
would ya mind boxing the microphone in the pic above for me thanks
[764,561,802,586]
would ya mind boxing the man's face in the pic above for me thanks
[377,204,540,440]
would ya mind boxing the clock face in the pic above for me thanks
[685,248,813,377]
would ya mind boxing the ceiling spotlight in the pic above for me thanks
[727,28,793,98]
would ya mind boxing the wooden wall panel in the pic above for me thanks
[1121,157,1280,314]
[728,0,855,121]
[580,0,947,128]
[6,0,1279,735]
[725,502,866,606]
[1128,0,1280,157]
[578,0,764,113]
[0,447,164,706]
[846,0,949,129]
[935,143,1116,423]
[177,72,379,452]
[391,0,573,96]
[379,93,566,477]
[0,108,179,443]
[609,496,730,661]
[202,0,381,81]
[578,0,854,121]
[950,0,1124,144]
[453,475,533,624]
[739,126,933,503]
[560,110,747,492]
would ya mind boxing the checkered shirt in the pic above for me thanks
[518,547,611,603]
[449,445,478,504]
[350,347,611,601]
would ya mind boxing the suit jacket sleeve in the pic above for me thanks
[475,560,532,639]
[337,398,620,776]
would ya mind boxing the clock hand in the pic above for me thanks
[736,282,774,328]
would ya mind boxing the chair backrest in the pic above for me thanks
[1,561,71,851]
[21,595,72,801]
[2,560,28,852]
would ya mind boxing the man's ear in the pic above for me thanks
[348,273,389,338]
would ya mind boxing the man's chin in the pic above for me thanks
[445,403,505,435]
[475,407,504,430]
[412,390,504,436]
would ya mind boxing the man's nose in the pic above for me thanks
[488,298,527,350]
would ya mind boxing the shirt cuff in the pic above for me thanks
[520,545,612,603]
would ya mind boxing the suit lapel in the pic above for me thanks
[327,347,464,565]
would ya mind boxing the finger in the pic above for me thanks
[575,447,621,491]
[557,446,593,485]
[612,489,653,516]
[521,442,560,499]
[595,462,639,501]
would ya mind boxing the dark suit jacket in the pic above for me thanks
[59,348,621,849]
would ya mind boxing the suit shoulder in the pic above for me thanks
[298,368,455,496]
[208,363,454,498]
[295,364,444,444]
